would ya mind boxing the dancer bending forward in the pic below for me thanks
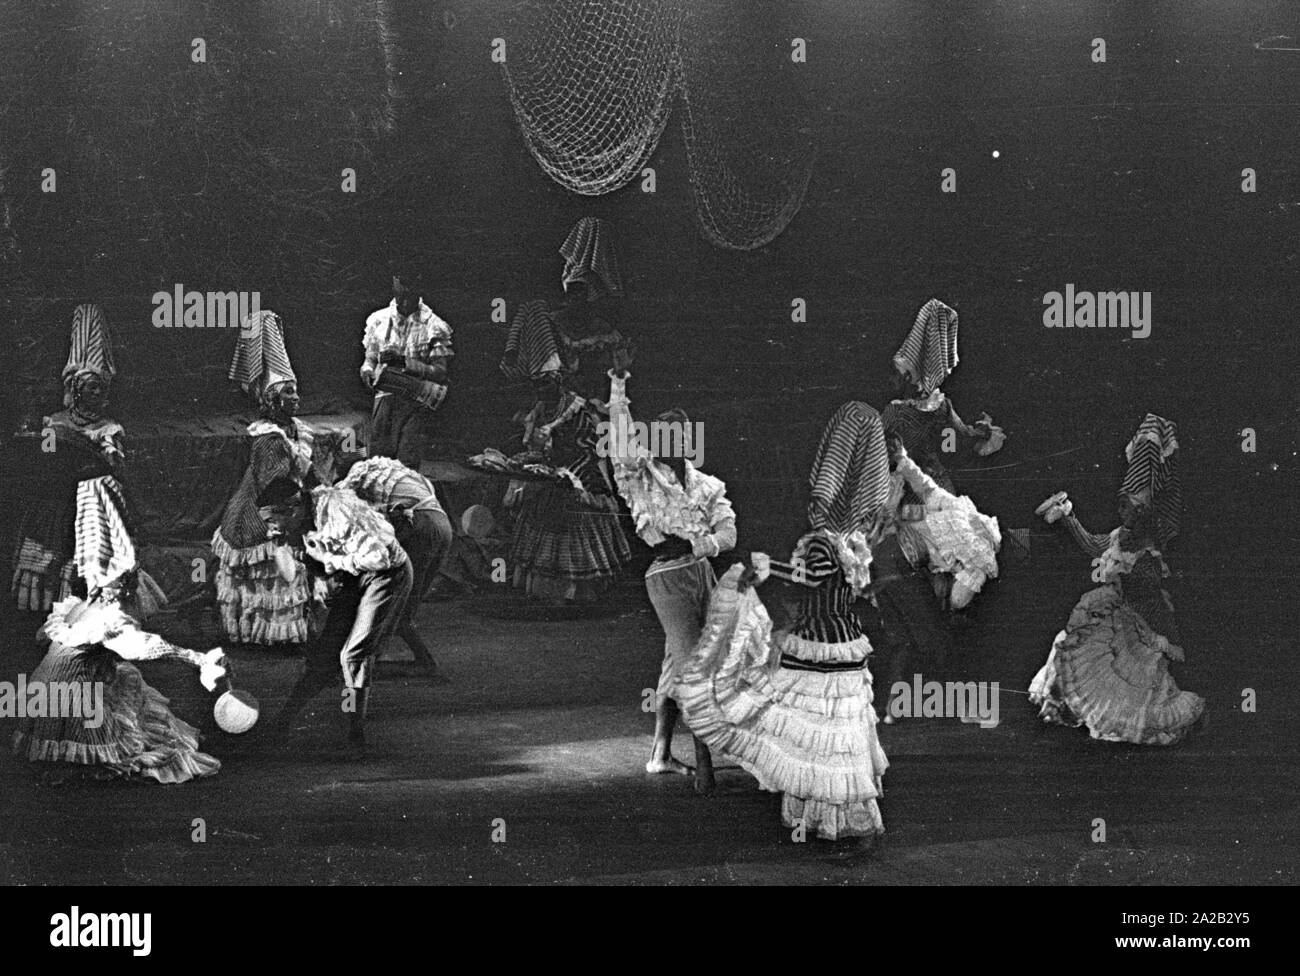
[676,402,890,848]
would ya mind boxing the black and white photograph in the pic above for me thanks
[0,0,1294,928]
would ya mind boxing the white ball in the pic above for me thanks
[214,689,259,734]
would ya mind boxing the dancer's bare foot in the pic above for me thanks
[645,757,694,776]
[693,769,716,795]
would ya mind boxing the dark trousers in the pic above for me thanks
[309,559,414,690]
[370,395,429,469]
[392,508,453,619]
[871,534,954,700]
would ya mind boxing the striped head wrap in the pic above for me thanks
[501,300,565,382]
[1118,413,1181,546]
[807,401,891,534]
[559,217,623,302]
[229,311,296,400]
[62,304,117,408]
[893,298,959,396]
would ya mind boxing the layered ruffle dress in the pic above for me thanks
[1029,531,1205,745]
[211,419,315,644]
[892,454,1000,601]
[13,599,220,783]
[676,533,888,840]
[508,392,631,601]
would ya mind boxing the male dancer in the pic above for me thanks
[338,454,453,678]
[269,486,412,747]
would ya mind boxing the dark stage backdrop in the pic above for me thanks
[1,0,1297,578]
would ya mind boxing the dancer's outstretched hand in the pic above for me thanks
[1035,491,1071,523]
[736,553,764,591]
[199,648,230,692]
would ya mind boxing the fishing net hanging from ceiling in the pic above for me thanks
[499,0,815,250]
[499,0,685,197]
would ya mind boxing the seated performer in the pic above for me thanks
[14,567,229,785]
[212,312,319,648]
[675,402,891,851]
[13,305,160,612]
[1029,414,1205,745]
[605,353,736,787]
[360,276,454,468]
[270,486,413,747]
[338,454,453,676]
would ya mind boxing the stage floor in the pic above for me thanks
[0,570,1294,886]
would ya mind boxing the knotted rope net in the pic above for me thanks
[499,0,814,250]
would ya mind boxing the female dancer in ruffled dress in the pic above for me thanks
[880,299,1004,608]
[497,220,632,605]
[211,312,320,647]
[1029,414,1206,745]
[605,356,736,784]
[504,369,631,603]
[500,217,628,392]
[14,568,229,784]
[676,402,890,848]
[12,305,158,612]
[881,298,1004,494]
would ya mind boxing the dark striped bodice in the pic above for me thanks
[775,534,866,645]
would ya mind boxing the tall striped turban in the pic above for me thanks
[62,304,117,407]
[1119,413,1181,546]
[807,401,891,534]
[500,300,565,382]
[229,310,296,400]
[893,298,959,396]
[559,217,623,302]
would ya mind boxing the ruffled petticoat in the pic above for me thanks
[509,486,631,602]
[676,565,888,840]
[13,644,220,784]
[11,543,76,612]
[899,493,1000,596]
[211,531,309,644]
[1029,583,1205,745]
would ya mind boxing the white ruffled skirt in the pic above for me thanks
[675,564,888,840]
[1029,584,1205,745]
[899,491,1001,598]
